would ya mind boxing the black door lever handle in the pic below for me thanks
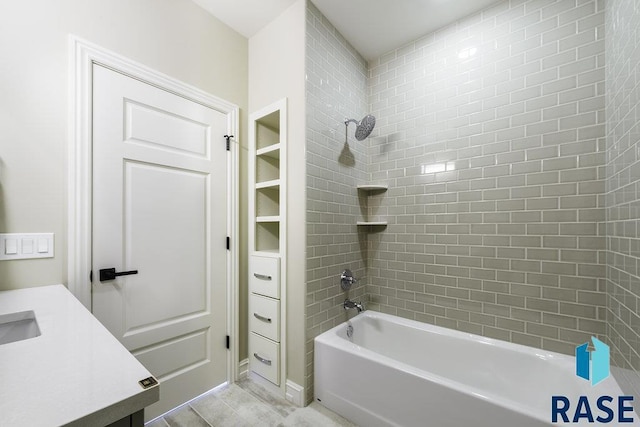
[99,268,139,281]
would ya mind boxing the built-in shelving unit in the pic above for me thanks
[357,184,388,228]
[248,98,287,396]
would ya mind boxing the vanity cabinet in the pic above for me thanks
[107,411,144,427]
[248,99,287,392]
[0,285,158,427]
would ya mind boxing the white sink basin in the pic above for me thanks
[0,310,41,345]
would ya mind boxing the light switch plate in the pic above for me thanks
[0,234,54,260]
[4,239,17,255]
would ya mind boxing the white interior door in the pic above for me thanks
[91,64,228,420]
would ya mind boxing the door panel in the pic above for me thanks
[91,64,228,420]
[124,162,207,331]
[125,100,210,156]
[133,329,209,379]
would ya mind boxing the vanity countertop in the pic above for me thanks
[0,284,159,426]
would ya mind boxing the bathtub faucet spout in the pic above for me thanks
[343,299,365,313]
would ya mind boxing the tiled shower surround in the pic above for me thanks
[305,1,368,403]
[605,0,640,400]
[306,0,640,404]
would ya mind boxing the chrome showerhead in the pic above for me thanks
[344,114,376,141]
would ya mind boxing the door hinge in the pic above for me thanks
[89,270,93,282]
[226,236,230,250]
[226,335,230,350]
[224,134,233,151]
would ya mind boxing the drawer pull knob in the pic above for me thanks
[254,352,272,366]
[253,273,272,281]
[253,313,272,323]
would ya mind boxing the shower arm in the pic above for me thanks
[344,118,358,142]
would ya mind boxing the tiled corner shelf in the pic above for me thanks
[357,183,388,228]
[356,184,388,191]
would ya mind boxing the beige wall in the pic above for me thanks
[0,0,248,291]
[248,0,306,388]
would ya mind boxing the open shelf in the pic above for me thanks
[257,144,281,159]
[256,111,280,150]
[357,221,388,226]
[256,187,280,217]
[255,222,280,252]
[256,216,281,223]
[256,155,280,183]
[256,179,280,190]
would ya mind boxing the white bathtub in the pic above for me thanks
[314,311,633,427]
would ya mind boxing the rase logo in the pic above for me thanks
[551,337,635,424]
[575,337,609,386]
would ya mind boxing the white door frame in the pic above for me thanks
[67,36,240,383]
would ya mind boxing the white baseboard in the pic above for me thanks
[248,371,284,397]
[285,380,304,407]
[242,367,304,407]
[238,358,249,380]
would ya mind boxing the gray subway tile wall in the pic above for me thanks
[367,0,606,355]
[305,1,369,404]
[305,0,640,406]
[605,0,640,401]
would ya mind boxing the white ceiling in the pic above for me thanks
[193,0,501,60]
[312,0,502,60]
[191,0,298,38]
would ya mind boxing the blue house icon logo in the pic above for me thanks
[576,337,610,386]
[552,338,634,423]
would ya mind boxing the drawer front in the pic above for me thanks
[249,255,280,298]
[250,332,280,385]
[249,294,280,342]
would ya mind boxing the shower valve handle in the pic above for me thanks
[340,269,358,290]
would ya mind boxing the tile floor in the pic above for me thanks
[145,379,357,427]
